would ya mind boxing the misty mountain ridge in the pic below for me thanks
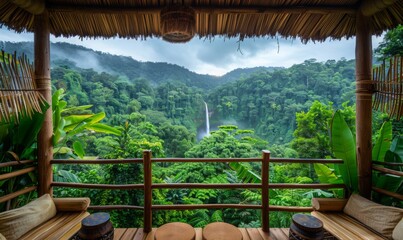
[1,41,279,89]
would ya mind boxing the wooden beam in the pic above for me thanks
[34,10,52,196]
[11,0,45,15]
[360,0,398,16]
[355,12,373,199]
[47,4,356,15]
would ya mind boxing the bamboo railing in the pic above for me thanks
[0,160,37,208]
[372,161,403,201]
[50,150,346,233]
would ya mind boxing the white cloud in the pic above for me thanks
[0,28,384,76]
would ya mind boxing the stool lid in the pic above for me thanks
[203,222,242,240]
[82,212,110,228]
[155,222,195,240]
[292,214,323,232]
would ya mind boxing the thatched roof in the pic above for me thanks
[0,0,402,42]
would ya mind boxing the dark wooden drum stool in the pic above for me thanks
[154,222,195,240]
[77,212,114,240]
[289,214,324,240]
[202,222,243,240]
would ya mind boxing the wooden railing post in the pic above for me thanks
[261,150,270,232]
[143,150,152,233]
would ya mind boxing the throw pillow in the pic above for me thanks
[393,217,403,240]
[0,194,57,240]
[344,194,403,239]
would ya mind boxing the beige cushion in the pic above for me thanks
[393,218,403,240]
[0,233,5,240]
[344,194,403,239]
[0,194,57,240]
[53,197,90,212]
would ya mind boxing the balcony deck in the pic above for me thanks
[114,227,289,240]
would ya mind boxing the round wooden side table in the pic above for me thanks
[154,222,195,240]
[289,214,324,240]
[202,222,243,240]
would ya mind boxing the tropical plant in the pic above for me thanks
[52,88,121,159]
[329,111,358,193]
[0,100,49,210]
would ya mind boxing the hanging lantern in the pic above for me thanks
[160,6,196,43]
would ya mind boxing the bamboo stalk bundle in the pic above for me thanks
[0,51,47,123]
[373,55,403,120]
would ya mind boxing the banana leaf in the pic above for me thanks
[331,111,358,193]
[372,121,392,162]
[86,123,121,136]
[73,141,85,159]
[314,163,341,184]
[229,162,261,183]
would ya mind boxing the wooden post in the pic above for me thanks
[355,12,373,199]
[143,150,152,233]
[261,150,270,232]
[35,10,53,196]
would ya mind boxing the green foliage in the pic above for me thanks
[375,25,403,60]
[292,101,333,158]
[330,111,358,193]
[208,59,356,144]
[52,88,121,159]
[372,121,392,162]
[0,101,49,210]
[185,125,265,158]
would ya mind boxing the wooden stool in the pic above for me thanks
[154,222,195,240]
[77,212,114,240]
[289,214,324,240]
[202,222,243,240]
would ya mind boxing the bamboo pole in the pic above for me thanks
[372,165,403,177]
[0,186,37,203]
[355,12,373,199]
[88,205,144,211]
[152,204,261,210]
[143,150,152,233]
[34,10,52,196]
[0,160,34,168]
[372,187,403,201]
[261,150,270,232]
[51,182,144,189]
[0,167,36,181]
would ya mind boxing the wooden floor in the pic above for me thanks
[114,228,289,240]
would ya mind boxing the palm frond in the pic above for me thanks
[0,51,47,123]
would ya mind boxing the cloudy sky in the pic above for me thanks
[0,28,384,76]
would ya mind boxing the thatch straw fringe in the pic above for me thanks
[0,51,47,123]
[2,1,402,42]
[373,55,403,120]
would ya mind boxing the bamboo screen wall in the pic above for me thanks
[373,56,403,120]
[0,52,47,123]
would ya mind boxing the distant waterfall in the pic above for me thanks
[204,101,210,136]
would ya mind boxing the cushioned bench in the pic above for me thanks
[0,194,90,240]
[311,194,403,240]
